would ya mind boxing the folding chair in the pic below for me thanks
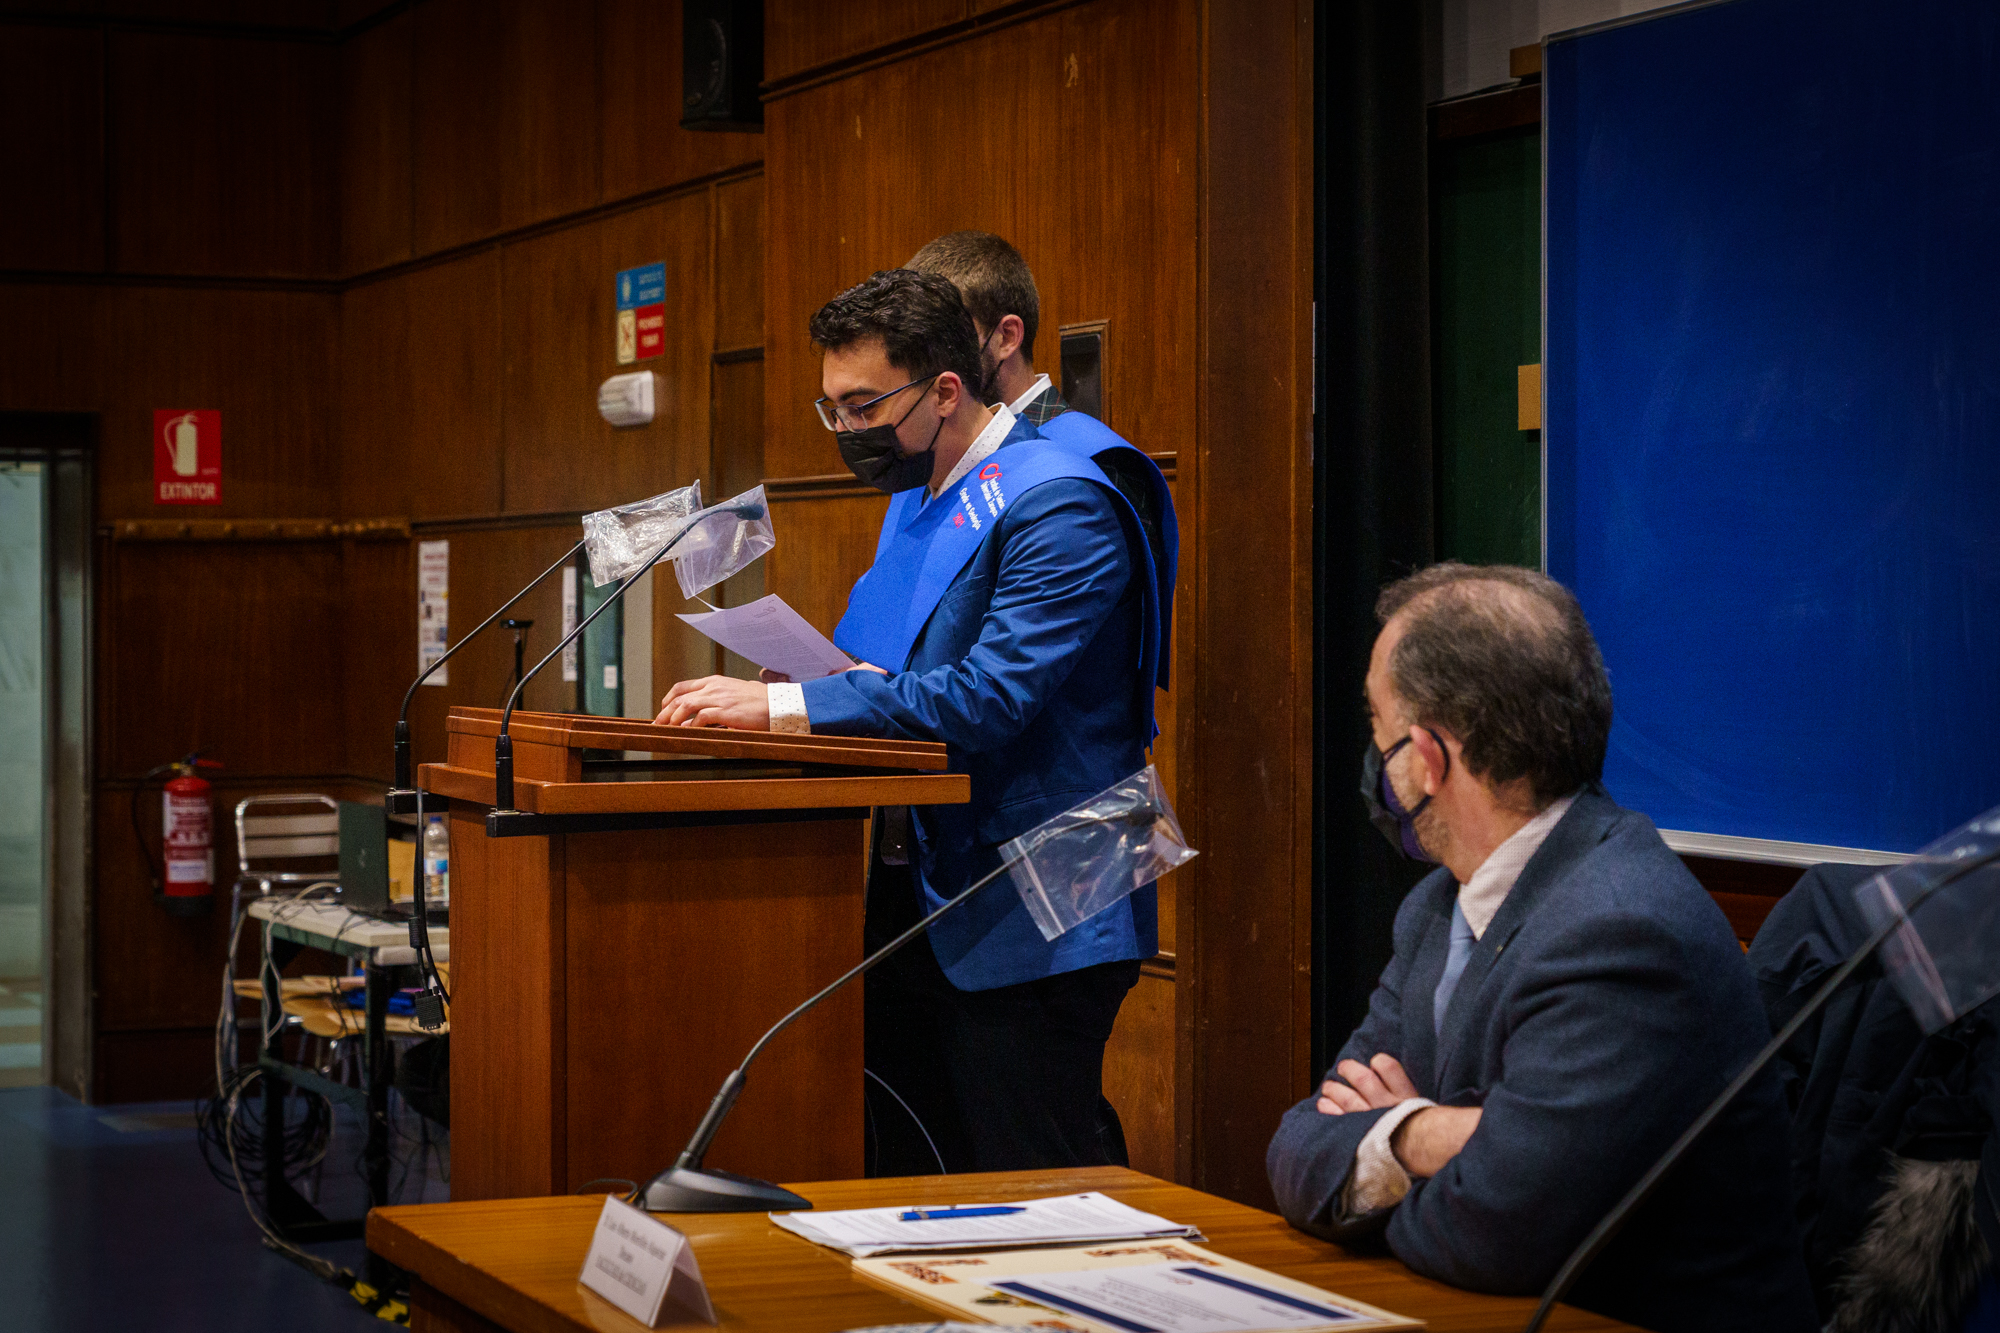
[233,794,341,897]
[227,795,343,1075]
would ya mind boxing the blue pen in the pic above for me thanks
[897,1205,1027,1222]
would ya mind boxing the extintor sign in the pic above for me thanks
[154,410,222,505]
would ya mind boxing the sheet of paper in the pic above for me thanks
[676,593,855,681]
[994,1262,1362,1331]
[770,1191,1200,1257]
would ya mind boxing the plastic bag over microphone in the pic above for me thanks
[667,485,775,601]
[580,481,703,587]
[1853,804,2000,1033]
[1003,765,1197,942]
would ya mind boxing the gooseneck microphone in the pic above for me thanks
[635,805,1166,1213]
[1520,846,2000,1333]
[492,500,767,811]
[392,539,586,797]
[394,539,585,1031]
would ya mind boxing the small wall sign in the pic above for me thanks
[418,540,449,685]
[578,1195,715,1327]
[154,409,222,504]
[617,262,667,364]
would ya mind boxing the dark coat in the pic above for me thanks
[1267,788,1817,1333]
[1749,863,2000,1320]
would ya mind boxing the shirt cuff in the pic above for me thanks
[767,682,810,734]
[1340,1098,1437,1220]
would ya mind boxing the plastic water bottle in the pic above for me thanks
[423,815,450,906]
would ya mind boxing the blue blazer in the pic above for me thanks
[1266,789,1816,1333]
[1033,410,1178,691]
[800,457,1156,991]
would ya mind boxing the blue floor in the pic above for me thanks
[0,1085,441,1332]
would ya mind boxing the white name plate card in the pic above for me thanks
[578,1196,717,1327]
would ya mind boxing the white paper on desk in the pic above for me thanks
[770,1191,1200,1257]
[676,594,856,681]
[992,1261,1364,1331]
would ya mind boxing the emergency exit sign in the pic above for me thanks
[616,262,666,363]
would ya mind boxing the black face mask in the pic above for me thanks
[836,376,944,493]
[1359,730,1450,863]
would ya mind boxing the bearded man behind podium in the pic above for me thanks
[1267,564,1814,1333]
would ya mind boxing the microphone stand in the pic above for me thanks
[392,539,582,1030]
[493,502,761,811]
[1521,847,2000,1332]
[392,540,585,804]
[635,808,1165,1213]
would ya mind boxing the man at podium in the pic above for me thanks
[658,270,1166,1176]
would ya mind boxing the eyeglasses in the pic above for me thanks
[813,373,940,432]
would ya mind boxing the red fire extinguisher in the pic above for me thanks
[134,753,223,915]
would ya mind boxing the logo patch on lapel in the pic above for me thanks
[973,464,1009,519]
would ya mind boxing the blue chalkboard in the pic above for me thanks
[1544,0,2000,855]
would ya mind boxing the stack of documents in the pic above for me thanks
[852,1240,1422,1331]
[770,1191,1202,1258]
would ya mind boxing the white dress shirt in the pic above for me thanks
[1341,792,1580,1216]
[767,405,1020,735]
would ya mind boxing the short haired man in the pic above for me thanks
[907,231,1176,692]
[659,269,1162,1174]
[1266,564,1815,1333]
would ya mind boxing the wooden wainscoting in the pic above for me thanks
[1105,954,1177,1180]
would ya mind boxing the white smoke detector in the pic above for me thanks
[598,371,656,428]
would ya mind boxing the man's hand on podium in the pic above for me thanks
[656,676,772,730]
[657,663,893,728]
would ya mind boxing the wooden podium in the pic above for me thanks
[415,706,966,1202]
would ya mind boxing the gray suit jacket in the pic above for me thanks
[1268,788,1816,1333]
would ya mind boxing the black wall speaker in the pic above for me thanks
[682,0,763,132]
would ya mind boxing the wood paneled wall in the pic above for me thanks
[762,0,1197,483]
[0,0,763,1101]
[1188,0,1316,1207]
[762,0,1203,1183]
[2,0,1318,1212]
[758,0,1313,1201]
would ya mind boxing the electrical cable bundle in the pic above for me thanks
[207,881,346,1284]
[195,1063,333,1197]
[204,878,449,1300]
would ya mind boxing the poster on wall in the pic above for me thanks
[561,564,579,683]
[418,539,449,685]
[154,410,222,505]
[616,262,666,364]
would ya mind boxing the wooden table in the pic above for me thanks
[368,1166,1635,1332]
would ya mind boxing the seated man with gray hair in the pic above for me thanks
[1267,563,1815,1333]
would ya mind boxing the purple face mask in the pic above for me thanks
[1359,730,1450,863]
